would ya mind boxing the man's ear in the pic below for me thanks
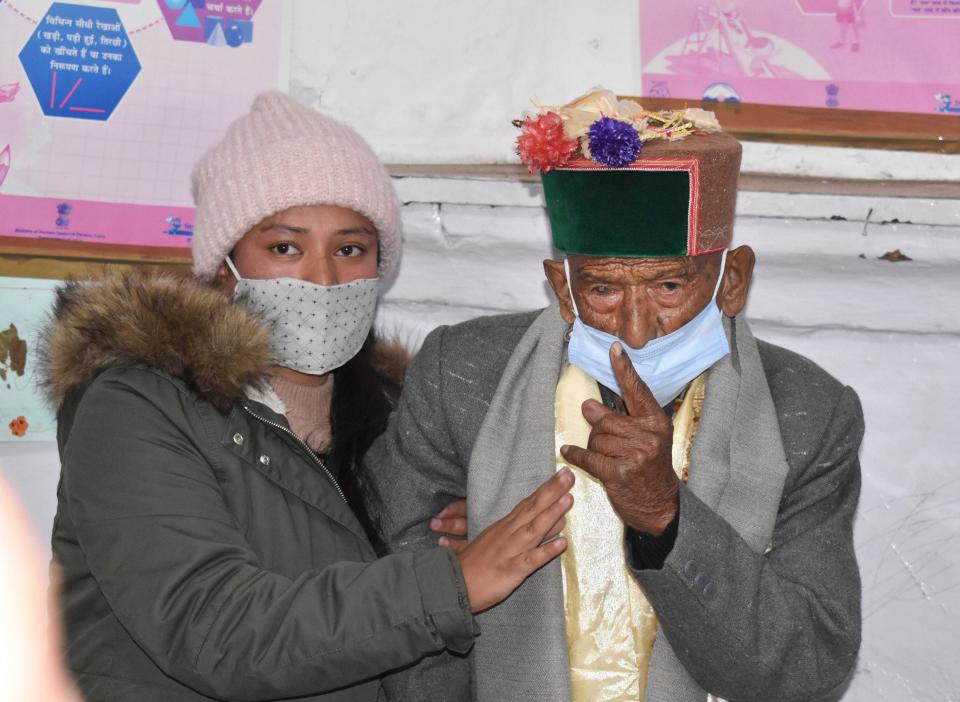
[718,245,755,317]
[543,259,576,324]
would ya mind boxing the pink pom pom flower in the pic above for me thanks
[515,112,579,174]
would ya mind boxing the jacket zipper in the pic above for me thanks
[241,404,347,503]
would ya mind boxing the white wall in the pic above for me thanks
[287,0,960,181]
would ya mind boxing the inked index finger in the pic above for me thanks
[610,342,662,418]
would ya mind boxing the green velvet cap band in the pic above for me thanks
[538,133,741,257]
[541,166,695,257]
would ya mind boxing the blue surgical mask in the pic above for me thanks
[565,251,730,406]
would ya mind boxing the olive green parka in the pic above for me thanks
[41,273,475,701]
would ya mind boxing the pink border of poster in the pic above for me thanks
[640,0,960,115]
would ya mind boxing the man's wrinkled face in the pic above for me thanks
[556,253,724,350]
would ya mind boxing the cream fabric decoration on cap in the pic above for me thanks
[190,91,401,283]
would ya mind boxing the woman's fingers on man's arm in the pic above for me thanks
[438,535,468,554]
[431,516,467,536]
[512,534,568,574]
[435,499,467,519]
[517,490,573,544]
[431,498,468,536]
[434,470,574,549]
[521,467,575,517]
[544,516,566,541]
[456,471,573,613]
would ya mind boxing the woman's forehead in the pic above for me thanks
[248,205,377,239]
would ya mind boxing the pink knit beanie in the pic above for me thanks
[190,91,401,282]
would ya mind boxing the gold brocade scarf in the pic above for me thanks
[555,364,707,702]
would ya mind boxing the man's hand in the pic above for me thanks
[560,342,679,536]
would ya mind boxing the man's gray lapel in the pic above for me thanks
[466,304,572,702]
[646,317,791,702]
[687,316,789,551]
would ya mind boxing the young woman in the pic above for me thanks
[41,92,572,701]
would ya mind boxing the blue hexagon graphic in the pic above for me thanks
[18,2,141,121]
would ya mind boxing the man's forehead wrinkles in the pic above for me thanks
[575,257,699,281]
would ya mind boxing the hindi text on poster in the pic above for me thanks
[17,2,141,121]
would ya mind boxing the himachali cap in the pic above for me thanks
[515,89,742,257]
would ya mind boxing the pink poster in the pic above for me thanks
[0,0,289,250]
[640,0,960,115]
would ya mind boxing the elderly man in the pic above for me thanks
[366,94,862,702]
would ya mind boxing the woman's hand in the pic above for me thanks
[431,499,468,553]
[457,468,574,614]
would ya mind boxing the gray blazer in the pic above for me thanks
[365,310,862,702]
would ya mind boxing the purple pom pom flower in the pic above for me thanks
[587,116,642,168]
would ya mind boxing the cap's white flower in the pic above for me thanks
[682,108,721,132]
[536,88,644,141]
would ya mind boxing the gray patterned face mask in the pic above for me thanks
[225,257,379,375]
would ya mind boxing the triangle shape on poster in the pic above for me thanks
[207,20,227,46]
[176,3,201,28]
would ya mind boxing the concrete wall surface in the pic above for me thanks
[286,0,960,182]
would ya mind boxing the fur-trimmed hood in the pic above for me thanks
[39,271,409,412]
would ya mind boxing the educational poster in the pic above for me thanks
[640,0,960,115]
[0,0,289,250]
[0,276,61,442]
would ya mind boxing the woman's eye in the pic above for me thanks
[336,245,365,257]
[270,242,299,256]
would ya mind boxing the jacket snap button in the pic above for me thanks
[683,560,697,578]
[259,454,271,466]
[232,433,244,446]
[703,582,717,601]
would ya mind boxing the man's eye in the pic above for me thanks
[661,282,681,292]
[592,285,612,295]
